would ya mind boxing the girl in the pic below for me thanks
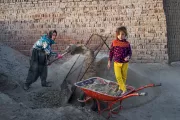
[107,26,132,95]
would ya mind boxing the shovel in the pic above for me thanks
[47,44,77,65]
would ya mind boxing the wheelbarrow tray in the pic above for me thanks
[74,77,135,101]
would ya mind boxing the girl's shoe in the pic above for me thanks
[121,91,127,96]
[115,90,122,96]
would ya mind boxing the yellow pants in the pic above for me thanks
[114,62,129,92]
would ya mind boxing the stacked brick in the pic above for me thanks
[0,0,168,63]
[163,0,180,63]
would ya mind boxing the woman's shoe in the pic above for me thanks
[23,83,29,90]
[42,83,51,87]
[115,90,122,96]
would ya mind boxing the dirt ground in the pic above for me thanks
[1,43,180,120]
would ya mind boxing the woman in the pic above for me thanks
[23,30,62,90]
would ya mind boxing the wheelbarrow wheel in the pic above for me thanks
[91,99,98,112]
[79,92,98,111]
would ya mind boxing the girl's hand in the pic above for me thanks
[124,56,130,61]
[107,61,111,69]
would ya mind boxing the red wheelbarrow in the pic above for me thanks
[74,77,161,119]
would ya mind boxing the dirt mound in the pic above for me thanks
[0,92,105,120]
[0,73,18,92]
[0,43,105,120]
[28,89,66,109]
[0,43,29,85]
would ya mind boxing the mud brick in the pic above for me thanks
[0,0,169,62]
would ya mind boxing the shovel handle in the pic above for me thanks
[47,52,68,65]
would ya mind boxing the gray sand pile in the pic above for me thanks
[0,73,18,92]
[0,92,105,120]
[0,43,105,120]
[0,43,29,84]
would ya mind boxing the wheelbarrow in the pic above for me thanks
[74,77,161,119]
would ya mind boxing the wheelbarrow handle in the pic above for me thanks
[47,52,68,65]
[139,92,148,96]
[153,83,162,87]
[77,96,92,103]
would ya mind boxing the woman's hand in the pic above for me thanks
[107,60,111,69]
[57,54,63,59]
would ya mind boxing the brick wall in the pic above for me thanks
[0,0,168,63]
